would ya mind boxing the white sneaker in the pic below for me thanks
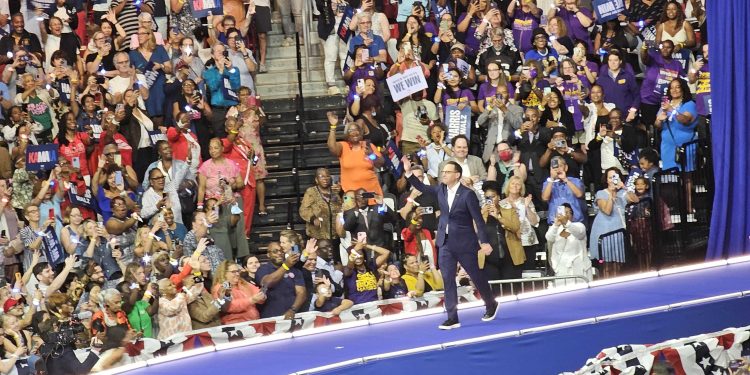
[327,86,340,95]
[271,11,281,24]
[281,37,294,47]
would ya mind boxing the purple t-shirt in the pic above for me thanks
[511,9,540,54]
[477,82,515,103]
[575,61,599,91]
[346,66,380,105]
[344,259,379,305]
[694,62,711,116]
[423,22,438,38]
[456,13,483,57]
[441,88,476,108]
[558,81,584,131]
[640,49,685,105]
[556,8,594,50]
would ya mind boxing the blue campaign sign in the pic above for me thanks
[444,104,472,143]
[41,227,65,269]
[593,0,626,24]
[337,6,355,43]
[25,144,59,172]
[69,185,96,210]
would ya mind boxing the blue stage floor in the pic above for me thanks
[121,261,750,375]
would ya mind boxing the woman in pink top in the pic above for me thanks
[212,260,265,325]
[197,138,244,205]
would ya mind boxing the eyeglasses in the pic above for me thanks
[115,60,130,64]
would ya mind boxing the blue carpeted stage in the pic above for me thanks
[115,258,750,375]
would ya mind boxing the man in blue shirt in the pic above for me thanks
[255,242,307,319]
[202,44,240,138]
[541,156,585,224]
[348,13,387,64]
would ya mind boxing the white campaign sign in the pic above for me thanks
[386,66,428,101]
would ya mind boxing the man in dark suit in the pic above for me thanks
[342,188,398,248]
[403,157,499,329]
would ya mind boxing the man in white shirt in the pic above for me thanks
[107,51,149,104]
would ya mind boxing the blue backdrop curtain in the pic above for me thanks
[706,0,750,259]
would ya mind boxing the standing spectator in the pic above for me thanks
[476,29,522,83]
[547,0,594,50]
[107,52,150,104]
[317,0,348,94]
[182,211,224,273]
[546,203,591,285]
[480,181,523,285]
[255,242,307,319]
[688,44,710,137]
[224,28,257,93]
[421,124,452,179]
[586,109,640,187]
[105,196,139,264]
[402,210,437,264]
[0,14,43,65]
[156,277,200,339]
[141,168,182,224]
[396,91,438,157]
[39,16,80,70]
[142,141,196,193]
[277,0,303,46]
[348,13,387,64]
[300,168,343,241]
[655,0,696,50]
[203,44,240,138]
[439,135,486,189]
[541,156,585,224]
[110,0,155,40]
[595,50,640,122]
[13,73,58,143]
[500,176,540,268]
[478,85,524,163]
[182,273,222,330]
[487,141,526,190]
[639,40,684,130]
[589,168,638,278]
[129,26,171,128]
[91,289,131,337]
[327,112,384,196]
[343,189,398,248]
[655,78,698,171]
[507,0,542,54]
[252,0,272,73]
[211,260,265,325]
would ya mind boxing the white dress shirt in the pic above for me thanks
[446,181,460,234]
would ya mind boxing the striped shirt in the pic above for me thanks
[110,0,155,39]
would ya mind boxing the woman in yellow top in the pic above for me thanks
[401,254,443,297]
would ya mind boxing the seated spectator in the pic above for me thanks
[589,168,638,278]
[157,277,200,339]
[299,168,343,241]
[381,264,409,299]
[342,240,390,304]
[327,112,384,197]
[546,203,591,286]
[211,260,264,325]
[255,242,307,319]
[313,279,352,315]
[401,254,443,297]
[343,189,398,248]
[542,156,585,224]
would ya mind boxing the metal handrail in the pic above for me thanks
[488,276,590,297]
[300,0,312,81]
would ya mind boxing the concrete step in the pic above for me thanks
[255,69,326,85]
[266,44,323,59]
[266,33,321,47]
[255,56,324,72]
[256,81,342,100]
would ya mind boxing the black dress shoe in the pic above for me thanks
[482,302,499,322]
[438,318,461,330]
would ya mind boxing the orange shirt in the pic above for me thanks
[338,141,383,196]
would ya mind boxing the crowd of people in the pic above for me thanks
[0,0,710,373]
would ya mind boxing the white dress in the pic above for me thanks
[546,221,592,287]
